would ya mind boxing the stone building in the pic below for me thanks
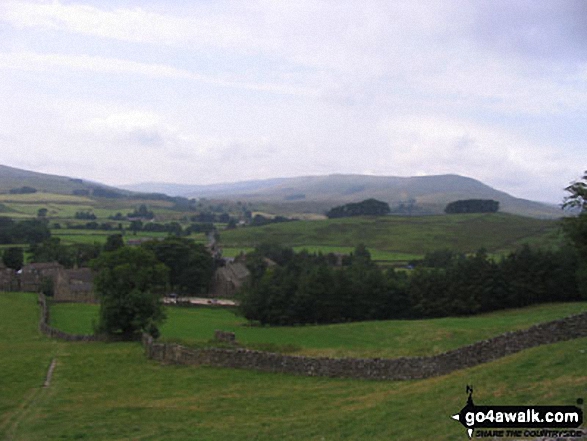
[0,262,19,291]
[54,268,96,303]
[209,261,250,298]
[19,262,64,293]
[18,262,97,303]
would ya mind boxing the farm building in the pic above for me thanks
[0,262,19,291]
[209,261,250,298]
[18,262,97,303]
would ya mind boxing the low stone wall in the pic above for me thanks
[143,311,587,381]
[38,294,102,342]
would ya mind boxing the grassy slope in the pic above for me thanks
[219,213,562,257]
[2,293,586,440]
[51,302,587,358]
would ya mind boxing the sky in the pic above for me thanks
[0,1,586,203]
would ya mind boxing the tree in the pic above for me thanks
[104,234,124,252]
[444,199,499,214]
[141,237,214,294]
[326,199,391,218]
[2,247,24,270]
[562,170,587,212]
[91,247,169,339]
[562,171,587,298]
[29,238,74,268]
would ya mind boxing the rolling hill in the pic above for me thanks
[0,164,563,218]
[0,164,126,196]
[123,174,562,218]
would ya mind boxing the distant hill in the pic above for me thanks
[0,164,127,197]
[123,174,562,219]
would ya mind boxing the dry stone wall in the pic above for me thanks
[38,294,102,342]
[143,311,587,380]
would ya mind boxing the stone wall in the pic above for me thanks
[38,294,102,342]
[143,311,587,380]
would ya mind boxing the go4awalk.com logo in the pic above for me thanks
[451,386,584,439]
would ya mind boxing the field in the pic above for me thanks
[0,190,564,266]
[219,213,563,260]
[2,292,586,440]
[51,301,587,358]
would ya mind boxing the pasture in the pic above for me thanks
[2,292,585,440]
[219,213,563,257]
[50,301,587,359]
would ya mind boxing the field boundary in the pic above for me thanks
[142,310,587,380]
[38,294,102,342]
[37,294,587,380]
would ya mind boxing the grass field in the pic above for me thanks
[2,292,586,440]
[50,301,587,358]
[219,213,563,256]
[220,246,421,262]
[51,230,208,245]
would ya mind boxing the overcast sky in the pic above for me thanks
[1,1,585,203]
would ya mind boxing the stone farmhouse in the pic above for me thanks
[0,262,19,291]
[0,262,97,303]
[209,261,250,298]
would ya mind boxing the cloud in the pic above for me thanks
[0,51,319,98]
[0,0,585,204]
[471,0,587,61]
[377,116,576,202]
[2,1,254,49]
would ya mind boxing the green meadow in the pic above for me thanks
[219,213,563,257]
[2,292,586,440]
[51,301,587,358]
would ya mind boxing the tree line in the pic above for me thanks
[326,199,391,218]
[444,199,499,214]
[238,243,584,326]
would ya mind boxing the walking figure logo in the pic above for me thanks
[451,385,476,439]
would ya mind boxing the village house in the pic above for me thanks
[0,262,19,292]
[209,261,250,298]
[17,262,97,303]
[19,262,64,293]
[54,267,96,303]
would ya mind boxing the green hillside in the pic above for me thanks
[0,164,125,196]
[127,173,563,218]
[51,301,587,359]
[2,293,585,440]
[219,213,563,257]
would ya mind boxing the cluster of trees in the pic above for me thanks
[29,238,102,268]
[2,247,24,270]
[326,199,391,219]
[74,211,97,220]
[141,237,214,295]
[238,242,584,325]
[239,245,408,325]
[92,236,215,338]
[68,222,119,231]
[444,199,499,214]
[409,246,580,317]
[0,217,51,244]
[92,247,168,339]
[184,222,216,234]
[9,186,37,194]
[250,214,294,227]
[91,188,124,198]
[190,212,232,223]
[128,204,154,220]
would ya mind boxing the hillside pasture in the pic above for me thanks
[219,213,562,256]
[50,301,587,359]
[2,292,585,440]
